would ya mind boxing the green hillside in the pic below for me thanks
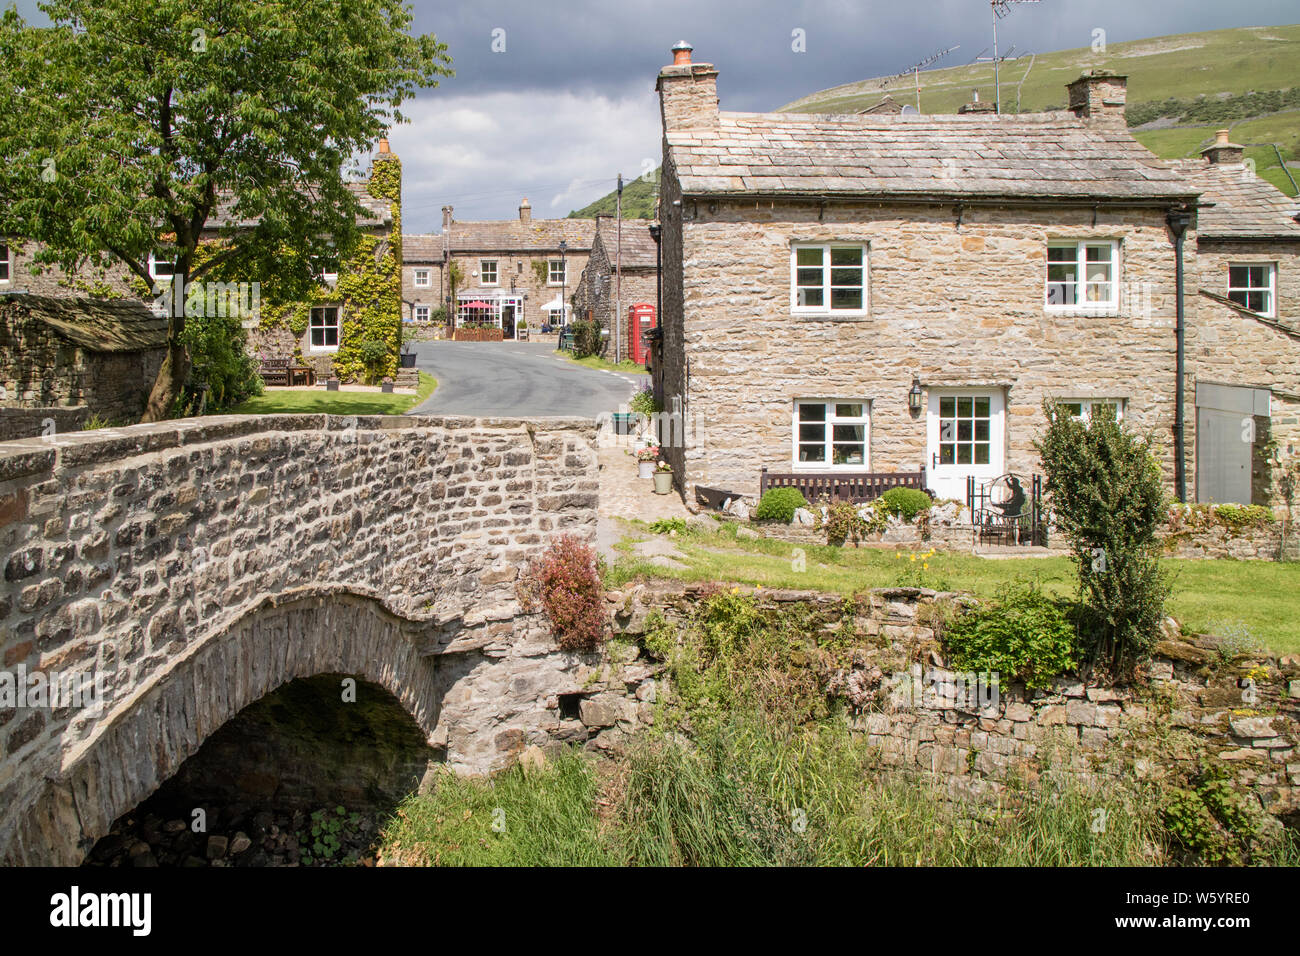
[779,24,1300,197]
[568,175,658,219]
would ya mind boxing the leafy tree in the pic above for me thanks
[1034,401,1169,677]
[0,0,452,419]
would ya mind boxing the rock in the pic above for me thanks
[252,811,274,833]
[736,526,760,540]
[1229,716,1280,739]
[130,852,158,867]
[162,819,187,835]
[726,499,751,521]
[229,832,252,855]
[205,835,229,860]
[633,538,686,560]
[636,679,657,703]
[579,697,620,728]
[127,840,151,858]
[1289,681,1300,700]
[519,744,546,776]
[648,555,689,571]
[686,513,720,533]
[792,507,815,527]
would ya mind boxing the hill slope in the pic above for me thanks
[567,175,658,219]
[779,24,1300,197]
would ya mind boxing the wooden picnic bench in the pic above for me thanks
[260,357,315,387]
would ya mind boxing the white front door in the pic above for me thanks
[926,389,1005,502]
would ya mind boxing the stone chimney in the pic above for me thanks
[1067,71,1128,125]
[519,198,532,223]
[958,89,995,114]
[656,41,719,131]
[1201,128,1245,165]
[441,205,453,230]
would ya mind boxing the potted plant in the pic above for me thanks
[636,445,660,479]
[652,460,673,495]
[399,338,417,368]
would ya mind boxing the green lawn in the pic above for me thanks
[558,352,646,374]
[606,522,1300,654]
[230,371,436,415]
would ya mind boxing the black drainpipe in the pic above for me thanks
[1167,205,1192,503]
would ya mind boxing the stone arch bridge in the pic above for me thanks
[0,414,603,865]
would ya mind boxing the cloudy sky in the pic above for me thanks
[12,0,1300,230]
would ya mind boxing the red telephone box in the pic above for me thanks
[629,303,656,366]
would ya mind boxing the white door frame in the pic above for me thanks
[926,388,1006,502]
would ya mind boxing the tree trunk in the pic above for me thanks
[140,280,190,423]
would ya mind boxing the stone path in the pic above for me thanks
[596,443,692,563]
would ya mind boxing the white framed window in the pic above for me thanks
[413,305,430,322]
[480,259,498,285]
[311,254,339,284]
[793,400,870,469]
[1227,264,1275,318]
[0,243,9,283]
[791,244,867,314]
[548,259,566,286]
[544,304,570,327]
[309,306,341,351]
[1046,240,1119,311]
[1057,398,1125,424]
[413,268,430,288]
[149,251,177,282]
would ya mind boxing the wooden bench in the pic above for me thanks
[759,467,929,503]
[260,357,291,387]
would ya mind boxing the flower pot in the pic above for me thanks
[653,470,673,495]
[638,460,655,479]
[399,352,417,368]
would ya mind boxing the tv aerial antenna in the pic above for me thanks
[893,45,960,112]
[978,0,1040,114]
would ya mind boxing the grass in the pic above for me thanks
[229,371,436,416]
[557,351,645,374]
[603,521,1300,654]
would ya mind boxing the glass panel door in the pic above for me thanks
[927,390,1004,500]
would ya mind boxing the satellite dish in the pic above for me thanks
[900,104,920,115]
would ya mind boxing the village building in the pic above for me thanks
[652,43,1300,509]
[402,201,594,339]
[1,141,401,387]
[0,294,167,439]
[572,215,661,363]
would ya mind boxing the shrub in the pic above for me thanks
[648,517,685,534]
[517,534,607,651]
[177,309,262,414]
[754,487,808,523]
[1035,400,1169,676]
[879,487,932,521]
[629,386,660,416]
[943,583,1079,691]
[358,339,389,384]
[823,501,866,546]
[570,317,603,358]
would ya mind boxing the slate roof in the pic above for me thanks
[594,217,659,269]
[667,110,1198,202]
[1167,159,1300,240]
[402,219,596,262]
[206,182,390,230]
[1,293,168,352]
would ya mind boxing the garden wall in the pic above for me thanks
[606,581,1300,829]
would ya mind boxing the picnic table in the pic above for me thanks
[260,357,315,387]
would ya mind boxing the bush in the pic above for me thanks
[177,310,262,414]
[358,338,389,384]
[823,500,889,546]
[570,318,603,358]
[943,583,1079,691]
[754,487,808,523]
[879,487,932,521]
[1035,400,1169,676]
[517,534,607,651]
[629,385,659,416]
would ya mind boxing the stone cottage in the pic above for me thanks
[2,141,401,386]
[0,294,167,439]
[572,215,661,363]
[652,43,1300,508]
[402,201,594,338]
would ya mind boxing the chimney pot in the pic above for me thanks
[1201,129,1244,165]
[378,138,390,154]
[657,44,719,131]
[519,197,532,223]
[671,41,693,65]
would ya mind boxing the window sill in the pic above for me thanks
[308,346,340,354]
[1044,306,1120,317]
[792,312,870,322]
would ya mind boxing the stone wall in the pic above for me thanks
[608,580,1299,826]
[0,300,164,437]
[0,413,620,864]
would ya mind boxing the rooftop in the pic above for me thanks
[1167,159,1300,240]
[593,216,659,269]
[1,293,168,352]
[667,110,1198,202]
[403,218,597,261]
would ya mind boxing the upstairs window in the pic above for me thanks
[149,251,176,282]
[792,244,867,313]
[1046,241,1118,311]
[309,306,340,351]
[480,259,498,285]
[413,268,430,287]
[313,255,339,283]
[794,400,869,468]
[0,243,9,283]
[548,259,566,285]
[1228,264,1275,318]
